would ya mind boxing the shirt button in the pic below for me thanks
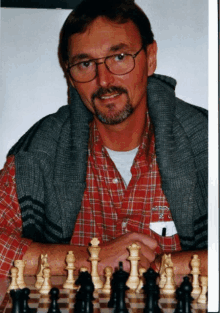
[112,178,118,184]
[122,221,127,228]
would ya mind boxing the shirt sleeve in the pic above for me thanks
[0,155,32,277]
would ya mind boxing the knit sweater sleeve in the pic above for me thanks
[0,156,32,277]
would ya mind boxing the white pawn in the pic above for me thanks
[39,267,52,295]
[14,260,26,289]
[136,268,146,293]
[161,267,176,295]
[88,238,103,289]
[197,276,208,304]
[126,243,141,291]
[159,254,173,289]
[63,251,77,290]
[102,266,113,294]
[7,267,19,293]
[35,254,49,289]
[190,254,201,295]
[80,266,89,272]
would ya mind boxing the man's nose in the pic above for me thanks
[96,62,114,87]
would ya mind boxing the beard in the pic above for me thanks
[91,86,134,125]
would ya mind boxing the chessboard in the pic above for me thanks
[0,277,207,313]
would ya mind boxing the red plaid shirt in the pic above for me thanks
[0,114,181,277]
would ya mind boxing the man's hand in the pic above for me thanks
[98,232,158,274]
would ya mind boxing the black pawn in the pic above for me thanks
[47,288,61,313]
[75,272,94,313]
[143,268,159,313]
[113,262,129,313]
[21,288,33,313]
[174,287,184,313]
[10,289,23,313]
[180,276,193,313]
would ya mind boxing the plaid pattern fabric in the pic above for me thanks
[0,156,32,277]
[0,115,181,277]
[72,116,181,254]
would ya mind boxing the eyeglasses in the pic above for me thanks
[67,45,144,83]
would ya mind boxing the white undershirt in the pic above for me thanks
[105,146,139,186]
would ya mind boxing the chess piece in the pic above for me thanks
[80,266,89,272]
[113,262,129,313]
[35,254,49,289]
[180,276,193,313]
[39,267,52,295]
[197,276,208,304]
[161,267,176,295]
[47,288,61,313]
[126,243,141,290]
[21,288,33,313]
[159,254,173,288]
[102,266,113,294]
[190,254,201,295]
[75,271,95,313]
[10,289,24,313]
[7,267,19,293]
[63,251,77,289]
[14,260,26,289]
[136,267,146,293]
[174,287,184,313]
[88,238,103,289]
[143,268,161,313]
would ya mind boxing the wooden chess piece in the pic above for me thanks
[161,267,176,295]
[63,251,77,289]
[136,268,146,293]
[39,267,52,295]
[7,267,19,293]
[14,260,26,289]
[197,276,208,304]
[35,254,49,289]
[159,254,173,289]
[10,289,23,313]
[47,288,61,313]
[88,238,103,289]
[126,243,141,290]
[190,254,201,296]
[102,266,113,294]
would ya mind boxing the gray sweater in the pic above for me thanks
[8,74,208,250]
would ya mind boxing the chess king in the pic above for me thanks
[0,0,207,277]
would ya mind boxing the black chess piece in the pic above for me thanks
[180,276,193,313]
[20,288,34,313]
[143,268,159,313]
[10,289,23,313]
[75,272,94,313]
[174,287,184,313]
[47,287,61,313]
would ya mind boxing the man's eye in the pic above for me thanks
[80,61,92,68]
[114,54,125,62]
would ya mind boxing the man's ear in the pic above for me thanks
[147,40,157,76]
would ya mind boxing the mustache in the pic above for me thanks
[92,86,128,101]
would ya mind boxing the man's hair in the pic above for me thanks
[58,0,154,73]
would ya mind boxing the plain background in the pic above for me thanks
[0,0,208,168]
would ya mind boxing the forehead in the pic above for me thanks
[68,17,142,59]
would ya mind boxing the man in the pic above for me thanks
[0,0,207,277]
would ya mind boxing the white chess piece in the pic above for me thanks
[102,266,113,294]
[159,254,173,289]
[80,266,89,272]
[39,267,52,295]
[161,267,176,295]
[14,260,26,289]
[88,238,103,289]
[126,243,141,290]
[197,276,208,304]
[35,254,49,289]
[7,267,19,293]
[136,268,146,293]
[63,251,77,289]
[190,254,201,295]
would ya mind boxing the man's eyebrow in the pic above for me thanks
[69,43,131,64]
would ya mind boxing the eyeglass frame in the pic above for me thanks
[67,45,145,83]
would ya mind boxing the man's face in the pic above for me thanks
[68,17,157,125]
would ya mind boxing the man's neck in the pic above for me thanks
[94,105,147,151]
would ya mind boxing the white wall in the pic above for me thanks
[1,1,208,168]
